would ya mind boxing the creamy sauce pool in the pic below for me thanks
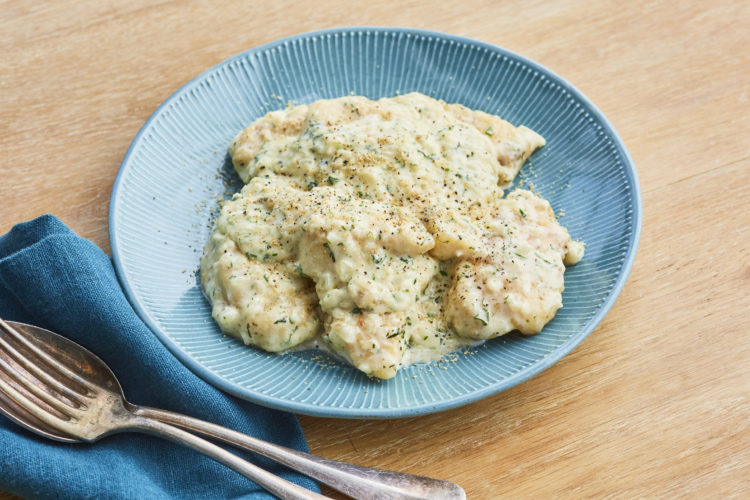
[201,93,584,379]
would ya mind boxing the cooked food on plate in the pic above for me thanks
[201,92,584,379]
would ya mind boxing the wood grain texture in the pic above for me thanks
[1,0,749,498]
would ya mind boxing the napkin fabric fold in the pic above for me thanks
[0,215,320,499]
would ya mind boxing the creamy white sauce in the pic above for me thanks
[201,93,583,379]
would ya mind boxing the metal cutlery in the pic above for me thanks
[0,318,465,500]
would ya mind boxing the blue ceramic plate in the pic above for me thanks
[110,27,641,418]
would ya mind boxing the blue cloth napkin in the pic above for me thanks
[0,215,320,499]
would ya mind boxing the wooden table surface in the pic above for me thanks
[2,1,749,498]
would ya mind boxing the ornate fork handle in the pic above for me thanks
[135,406,462,500]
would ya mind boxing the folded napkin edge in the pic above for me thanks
[0,214,75,262]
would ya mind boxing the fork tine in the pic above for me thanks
[0,333,88,405]
[0,319,95,395]
[0,387,76,440]
[0,373,77,428]
[0,351,84,417]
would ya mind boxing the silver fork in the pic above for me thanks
[0,318,465,500]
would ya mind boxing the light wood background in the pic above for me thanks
[2,1,749,498]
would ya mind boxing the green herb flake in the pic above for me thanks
[519,208,527,218]
[323,242,336,262]
[474,304,491,326]
[473,315,488,326]
[535,252,553,265]
[417,149,435,161]
[273,318,287,324]
[485,126,494,137]
[387,327,404,339]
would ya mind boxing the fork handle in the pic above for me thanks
[129,416,330,500]
[134,406,465,500]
